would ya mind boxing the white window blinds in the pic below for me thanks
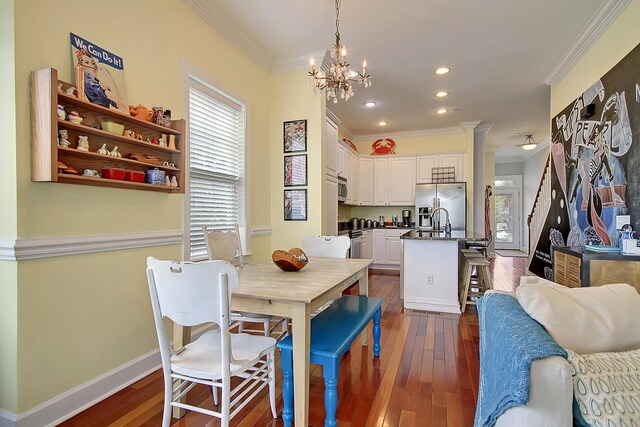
[188,79,245,260]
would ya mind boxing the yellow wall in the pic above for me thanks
[353,132,466,155]
[10,0,272,413]
[269,71,324,250]
[551,0,640,116]
[0,261,18,413]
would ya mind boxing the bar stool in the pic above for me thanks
[460,252,492,312]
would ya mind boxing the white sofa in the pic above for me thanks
[488,277,640,427]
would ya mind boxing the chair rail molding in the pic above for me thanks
[0,231,183,261]
[251,226,273,237]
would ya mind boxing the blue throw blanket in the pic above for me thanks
[474,292,567,427]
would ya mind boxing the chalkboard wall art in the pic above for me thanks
[530,42,640,278]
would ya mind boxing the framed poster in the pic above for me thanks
[284,189,307,221]
[70,33,130,115]
[284,154,307,187]
[283,119,307,153]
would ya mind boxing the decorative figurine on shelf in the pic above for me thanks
[57,104,66,120]
[97,143,109,155]
[58,129,70,148]
[170,176,178,188]
[153,107,164,126]
[76,135,89,151]
[109,146,122,157]
[164,176,171,187]
[57,82,64,93]
[162,110,172,128]
[137,133,144,141]
[151,138,159,145]
[65,86,76,97]
[82,169,100,177]
[158,137,164,147]
[129,104,154,122]
[168,135,177,150]
[125,130,136,139]
[67,111,83,125]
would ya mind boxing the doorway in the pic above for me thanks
[494,176,521,250]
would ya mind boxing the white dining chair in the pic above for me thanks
[301,235,351,314]
[203,224,288,339]
[146,257,277,427]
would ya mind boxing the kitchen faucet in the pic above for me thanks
[430,207,452,236]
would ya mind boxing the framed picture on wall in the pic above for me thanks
[284,189,307,221]
[283,119,307,153]
[284,154,307,187]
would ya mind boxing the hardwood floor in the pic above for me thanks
[59,255,527,427]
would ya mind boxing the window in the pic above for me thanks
[187,76,246,261]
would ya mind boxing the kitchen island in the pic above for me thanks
[400,229,487,314]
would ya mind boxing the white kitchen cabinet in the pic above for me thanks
[323,175,338,235]
[347,151,359,204]
[416,152,465,183]
[337,144,346,178]
[387,157,416,205]
[373,159,389,206]
[372,229,386,263]
[325,119,338,177]
[374,157,416,206]
[372,229,404,266]
[358,158,374,205]
[362,230,372,259]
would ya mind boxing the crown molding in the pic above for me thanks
[460,120,482,130]
[183,0,273,70]
[325,109,341,126]
[475,123,494,135]
[272,50,327,73]
[543,0,630,86]
[354,126,464,142]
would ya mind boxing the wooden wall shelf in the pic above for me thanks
[30,68,185,193]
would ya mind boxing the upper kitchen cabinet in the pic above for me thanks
[325,119,338,177]
[337,144,346,178]
[416,152,465,183]
[374,157,416,206]
[346,151,359,204]
[358,158,374,205]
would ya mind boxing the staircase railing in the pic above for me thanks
[527,154,551,267]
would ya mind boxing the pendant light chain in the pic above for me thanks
[335,0,341,45]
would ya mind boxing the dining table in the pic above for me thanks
[173,256,373,427]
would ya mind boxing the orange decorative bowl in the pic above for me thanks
[272,248,308,272]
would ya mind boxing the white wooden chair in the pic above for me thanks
[203,224,288,339]
[146,257,277,427]
[301,235,351,314]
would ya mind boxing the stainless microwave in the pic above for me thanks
[338,176,347,202]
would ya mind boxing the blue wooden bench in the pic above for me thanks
[277,295,383,427]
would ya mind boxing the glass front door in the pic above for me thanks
[494,188,520,249]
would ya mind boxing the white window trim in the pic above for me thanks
[181,61,252,261]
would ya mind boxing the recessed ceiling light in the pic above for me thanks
[378,121,388,126]
[436,91,448,98]
[365,101,377,108]
[348,70,359,78]
[435,67,450,75]
[435,108,448,114]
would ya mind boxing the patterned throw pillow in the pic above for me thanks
[567,348,640,427]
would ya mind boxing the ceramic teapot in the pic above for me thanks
[129,104,154,122]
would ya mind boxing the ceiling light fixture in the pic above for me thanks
[517,134,538,151]
[365,101,377,108]
[435,108,448,114]
[436,67,450,75]
[309,0,371,103]
[436,91,448,98]
[378,121,388,126]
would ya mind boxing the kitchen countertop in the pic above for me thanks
[400,229,488,242]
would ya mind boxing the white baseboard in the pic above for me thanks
[404,297,461,314]
[0,326,212,427]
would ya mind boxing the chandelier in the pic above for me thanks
[517,134,538,151]
[309,0,371,103]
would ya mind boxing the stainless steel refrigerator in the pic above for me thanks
[415,182,466,231]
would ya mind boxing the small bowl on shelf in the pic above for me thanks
[102,168,126,180]
[124,171,145,183]
[101,121,125,135]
